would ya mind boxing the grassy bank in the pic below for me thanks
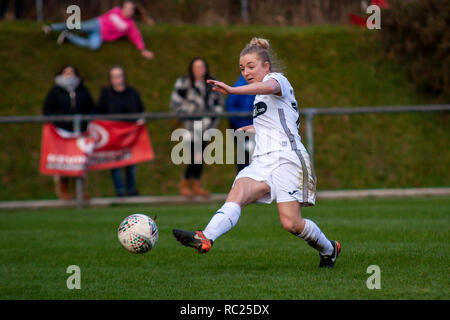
[0,22,448,200]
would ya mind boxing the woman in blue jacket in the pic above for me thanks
[226,74,255,172]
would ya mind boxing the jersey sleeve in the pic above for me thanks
[264,73,289,98]
[127,21,146,51]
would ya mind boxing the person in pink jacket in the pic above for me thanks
[43,1,154,60]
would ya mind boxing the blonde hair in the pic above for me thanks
[249,37,270,49]
[240,37,282,72]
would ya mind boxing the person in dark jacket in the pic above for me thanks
[43,65,94,200]
[226,74,255,172]
[96,65,144,197]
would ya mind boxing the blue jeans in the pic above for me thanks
[50,18,102,50]
[111,165,138,196]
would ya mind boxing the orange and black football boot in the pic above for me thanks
[172,229,213,254]
[319,240,341,268]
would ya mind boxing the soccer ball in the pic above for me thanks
[118,214,159,254]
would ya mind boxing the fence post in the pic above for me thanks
[72,114,84,208]
[305,111,315,166]
[241,0,249,24]
[36,0,43,22]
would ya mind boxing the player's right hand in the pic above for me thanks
[207,80,234,95]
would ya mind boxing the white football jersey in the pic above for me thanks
[252,72,304,156]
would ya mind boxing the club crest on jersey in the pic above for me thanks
[253,101,267,118]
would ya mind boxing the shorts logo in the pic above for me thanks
[288,190,299,195]
[253,101,267,118]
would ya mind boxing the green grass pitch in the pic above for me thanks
[0,196,449,300]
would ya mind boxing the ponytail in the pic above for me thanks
[240,37,283,73]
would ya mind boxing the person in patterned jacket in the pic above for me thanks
[170,57,223,198]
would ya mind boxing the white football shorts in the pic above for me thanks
[233,149,316,206]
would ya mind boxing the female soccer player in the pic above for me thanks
[173,38,341,268]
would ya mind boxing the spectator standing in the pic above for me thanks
[96,65,144,197]
[43,65,94,199]
[170,57,223,198]
[42,0,154,60]
[226,74,255,172]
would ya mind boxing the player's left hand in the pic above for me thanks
[141,50,155,60]
[207,80,234,94]
[237,125,255,133]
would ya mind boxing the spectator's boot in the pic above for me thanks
[179,179,193,197]
[191,179,211,198]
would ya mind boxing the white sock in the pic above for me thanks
[203,202,241,241]
[298,219,334,256]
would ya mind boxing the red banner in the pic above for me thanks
[39,124,93,176]
[40,120,154,176]
[349,13,367,26]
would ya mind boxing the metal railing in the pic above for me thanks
[0,104,449,207]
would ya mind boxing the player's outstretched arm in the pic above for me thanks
[207,79,280,96]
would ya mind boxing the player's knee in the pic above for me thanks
[90,42,101,51]
[280,215,299,234]
[227,183,246,205]
[89,38,102,51]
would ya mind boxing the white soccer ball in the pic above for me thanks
[117,214,159,254]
